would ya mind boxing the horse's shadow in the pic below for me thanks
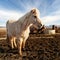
[0,39,18,54]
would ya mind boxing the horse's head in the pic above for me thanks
[29,8,43,29]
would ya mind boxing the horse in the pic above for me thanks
[6,8,43,56]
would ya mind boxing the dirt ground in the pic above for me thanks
[0,28,60,60]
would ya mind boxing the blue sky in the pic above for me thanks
[0,0,60,26]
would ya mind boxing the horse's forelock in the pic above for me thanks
[30,8,40,17]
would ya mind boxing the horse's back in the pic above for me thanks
[6,20,17,36]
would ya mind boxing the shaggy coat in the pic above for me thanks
[6,8,42,56]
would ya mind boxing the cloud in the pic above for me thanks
[41,0,60,25]
[0,9,24,26]
[42,15,60,23]
[0,0,60,26]
[41,10,60,25]
[0,9,24,20]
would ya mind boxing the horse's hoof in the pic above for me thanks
[8,45,12,49]
[11,47,14,49]
[19,52,23,57]
[8,45,14,50]
[19,54,23,57]
[22,48,25,51]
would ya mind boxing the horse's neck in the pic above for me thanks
[21,18,32,32]
[17,12,32,32]
[22,20,31,31]
[18,12,31,29]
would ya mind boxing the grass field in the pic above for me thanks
[0,28,60,60]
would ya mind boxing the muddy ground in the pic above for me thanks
[0,28,60,60]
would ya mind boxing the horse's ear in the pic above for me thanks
[31,9,36,13]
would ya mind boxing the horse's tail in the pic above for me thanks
[6,20,9,42]
[6,20,9,29]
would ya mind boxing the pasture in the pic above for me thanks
[0,28,60,60]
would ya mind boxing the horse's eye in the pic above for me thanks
[34,16,37,18]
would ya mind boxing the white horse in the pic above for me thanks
[6,8,42,56]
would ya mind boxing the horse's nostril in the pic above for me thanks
[38,24,42,29]
[38,25,41,29]
[41,24,42,26]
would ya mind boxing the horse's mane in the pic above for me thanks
[17,8,40,24]
[17,11,31,24]
[16,8,40,30]
[31,8,40,17]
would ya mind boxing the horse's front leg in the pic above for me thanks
[23,36,29,49]
[23,39,27,49]
[17,37,23,56]
[13,37,17,48]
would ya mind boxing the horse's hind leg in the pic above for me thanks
[17,37,23,56]
[10,36,14,49]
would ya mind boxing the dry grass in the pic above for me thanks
[0,28,6,38]
[0,27,60,60]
